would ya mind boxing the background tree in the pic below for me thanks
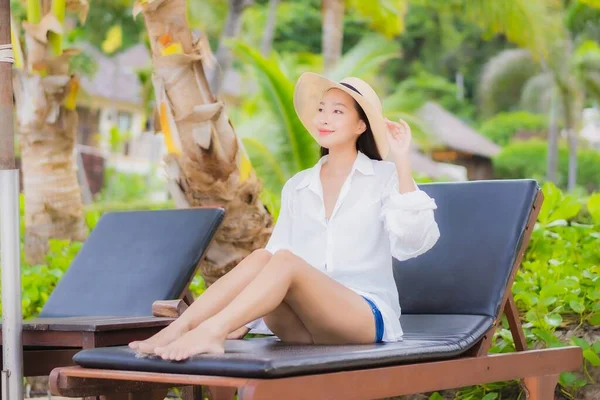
[12,0,89,263]
[478,0,600,190]
[134,0,273,285]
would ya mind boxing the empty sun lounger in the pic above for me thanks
[49,180,583,400]
[0,208,224,377]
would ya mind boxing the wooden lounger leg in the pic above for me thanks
[522,374,559,400]
[181,386,203,400]
[204,385,237,400]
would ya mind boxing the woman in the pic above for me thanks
[129,72,440,361]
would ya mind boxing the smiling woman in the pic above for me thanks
[129,72,440,361]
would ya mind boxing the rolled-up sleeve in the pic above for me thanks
[380,170,440,261]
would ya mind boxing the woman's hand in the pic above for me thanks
[384,118,412,161]
[226,326,250,340]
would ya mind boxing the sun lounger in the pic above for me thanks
[0,208,224,377]
[48,180,583,400]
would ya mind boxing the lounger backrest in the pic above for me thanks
[393,179,539,319]
[39,208,224,318]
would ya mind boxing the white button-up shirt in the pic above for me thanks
[246,151,440,342]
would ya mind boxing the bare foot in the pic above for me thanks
[154,322,226,361]
[129,321,189,354]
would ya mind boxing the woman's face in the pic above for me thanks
[311,88,366,151]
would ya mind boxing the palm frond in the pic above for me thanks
[461,0,564,59]
[477,49,541,117]
[231,40,319,173]
[572,40,600,102]
[519,72,556,114]
[242,137,288,197]
[327,34,401,82]
[347,0,409,38]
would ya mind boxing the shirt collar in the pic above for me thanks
[295,151,374,192]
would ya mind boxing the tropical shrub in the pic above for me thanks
[493,139,600,192]
[480,111,548,146]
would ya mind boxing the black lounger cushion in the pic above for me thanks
[39,208,224,318]
[73,314,493,378]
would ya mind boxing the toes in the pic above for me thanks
[155,346,167,358]
[174,349,184,361]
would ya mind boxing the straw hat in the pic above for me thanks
[293,72,389,159]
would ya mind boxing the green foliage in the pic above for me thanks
[66,0,146,53]
[469,182,600,398]
[232,40,319,181]
[387,70,476,121]
[508,182,600,395]
[479,111,549,146]
[565,0,600,43]
[18,239,83,319]
[327,34,401,83]
[95,167,166,203]
[492,139,600,192]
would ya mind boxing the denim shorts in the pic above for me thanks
[362,296,384,343]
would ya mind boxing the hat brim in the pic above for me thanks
[293,72,389,159]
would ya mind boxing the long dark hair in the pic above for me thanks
[319,99,382,161]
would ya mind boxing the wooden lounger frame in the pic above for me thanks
[48,189,584,399]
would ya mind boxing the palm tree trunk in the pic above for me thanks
[260,0,279,56]
[322,0,344,71]
[547,90,558,183]
[560,89,578,192]
[136,0,273,286]
[13,0,87,264]
[209,0,253,94]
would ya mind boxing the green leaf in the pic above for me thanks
[559,371,577,386]
[588,193,600,225]
[482,393,499,400]
[538,181,562,224]
[544,313,563,327]
[541,296,558,306]
[570,337,590,350]
[327,34,401,82]
[533,328,564,348]
[583,348,600,366]
[551,194,582,222]
[540,283,568,297]
[569,300,585,313]
[515,292,538,307]
[428,393,444,400]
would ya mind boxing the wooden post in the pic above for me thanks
[0,0,15,170]
[0,2,24,399]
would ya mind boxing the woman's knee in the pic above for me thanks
[249,248,273,264]
[271,249,299,265]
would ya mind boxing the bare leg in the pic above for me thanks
[263,301,313,344]
[155,250,376,360]
[130,249,273,353]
